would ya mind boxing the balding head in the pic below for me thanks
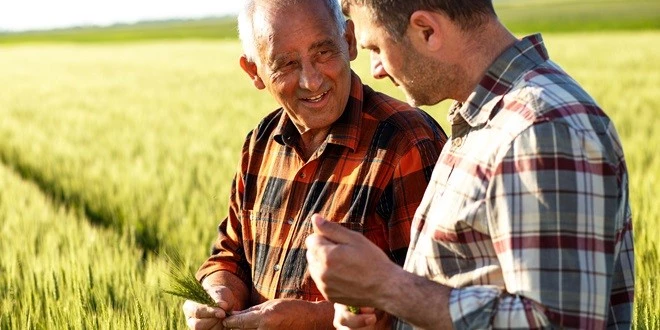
[239,0,347,62]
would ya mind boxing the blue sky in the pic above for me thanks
[0,0,243,32]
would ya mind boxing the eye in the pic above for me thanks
[359,42,379,54]
[275,60,297,71]
[316,48,335,62]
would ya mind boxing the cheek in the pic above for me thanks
[320,57,351,76]
[269,77,299,100]
[381,55,397,73]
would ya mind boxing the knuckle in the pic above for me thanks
[186,316,197,329]
[193,306,210,319]
[183,300,197,316]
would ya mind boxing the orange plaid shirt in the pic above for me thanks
[197,73,447,305]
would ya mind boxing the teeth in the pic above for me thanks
[305,92,327,102]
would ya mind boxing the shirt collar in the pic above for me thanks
[273,71,363,152]
[451,33,549,127]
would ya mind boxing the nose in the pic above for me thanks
[370,52,388,80]
[299,61,323,92]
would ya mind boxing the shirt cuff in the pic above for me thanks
[449,285,501,329]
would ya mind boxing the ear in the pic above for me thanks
[408,11,444,51]
[239,55,266,90]
[343,19,358,61]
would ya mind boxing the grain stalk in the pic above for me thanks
[162,252,219,308]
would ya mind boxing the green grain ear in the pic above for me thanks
[162,252,219,308]
[347,305,360,314]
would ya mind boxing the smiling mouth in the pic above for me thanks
[302,91,329,103]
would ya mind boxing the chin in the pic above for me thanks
[404,89,439,107]
[404,93,420,107]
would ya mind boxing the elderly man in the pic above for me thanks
[306,0,635,329]
[182,0,447,329]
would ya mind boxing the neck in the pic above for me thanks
[454,19,517,102]
[299,127,330,160]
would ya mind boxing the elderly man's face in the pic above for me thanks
[243,1,357,134]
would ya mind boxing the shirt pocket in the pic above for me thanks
[419,165,491,273]
[437,165,489,235]
[239,209,280,277]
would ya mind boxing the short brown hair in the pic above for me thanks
[341,0,495,40]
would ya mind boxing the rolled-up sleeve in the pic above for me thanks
[196,133,253,285]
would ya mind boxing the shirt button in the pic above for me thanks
[452,137,463,148]
[274,264,281,271]
[299,172,306,179]
[287,218,294,225]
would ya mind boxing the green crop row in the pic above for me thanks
[0,32,658,328]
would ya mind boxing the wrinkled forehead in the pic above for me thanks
[252,1,343,62]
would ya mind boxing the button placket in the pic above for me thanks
[451,136,463,149]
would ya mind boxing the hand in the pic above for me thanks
[305,214,400,307]
[333,304,379,330]
[222,299,333,329]
[183,285,236,330]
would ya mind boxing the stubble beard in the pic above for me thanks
[399,47,462,107]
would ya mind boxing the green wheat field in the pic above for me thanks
[1,0,659,328]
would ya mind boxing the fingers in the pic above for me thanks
[306,214,360,264]
[305,221,339,269]
[305,234,333,260]
[357,306,376,314]
[222,309,258,329]
[334,312,377,329]
[205,286,233,313]
[309,214,358,244]
[333,304,377,330]
[186,316,222,330]
[183,300,227,319]
[310,214,327,234]
[333,303,377,316]
[183,300,228,330]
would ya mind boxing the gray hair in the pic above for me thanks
[238,0,347,62]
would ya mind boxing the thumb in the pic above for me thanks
[206,286,232,313]
[310,214,357,244]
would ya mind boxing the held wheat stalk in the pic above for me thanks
[162,252,218,308]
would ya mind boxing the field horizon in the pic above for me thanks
[1,0,659,43]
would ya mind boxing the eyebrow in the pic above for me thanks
[309,39,338,52]
[268,39,339,66]
[269,52,296,67]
